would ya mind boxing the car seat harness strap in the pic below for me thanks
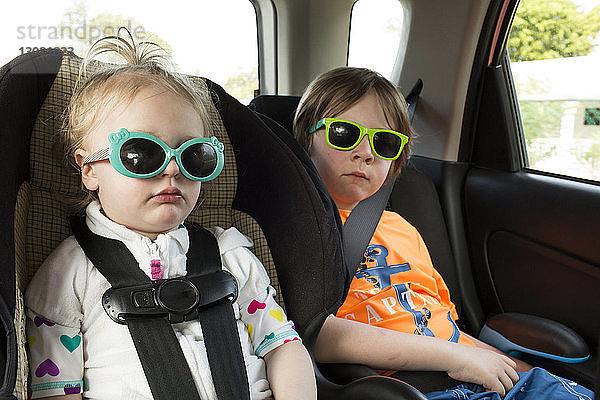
[70,216,251,400]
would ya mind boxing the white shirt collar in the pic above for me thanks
[84,201,189,278]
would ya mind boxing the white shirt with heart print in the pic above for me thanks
[25,200,299,399]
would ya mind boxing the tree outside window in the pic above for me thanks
[508,0,600,181]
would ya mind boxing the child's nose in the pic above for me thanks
[352,135,374,163]
[162,157,181,178]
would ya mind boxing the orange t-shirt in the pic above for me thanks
[336,209,472,347]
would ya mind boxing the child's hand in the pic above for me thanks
[447,345,519,396]
[251,378,273,399]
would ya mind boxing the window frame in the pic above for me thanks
[463,0,600,185]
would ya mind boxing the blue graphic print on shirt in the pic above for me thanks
[355,244,437,337]
[355,245,410,289]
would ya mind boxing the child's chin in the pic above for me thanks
[135,216,187,237]
[152,219,185,233]
[152,204,190,222]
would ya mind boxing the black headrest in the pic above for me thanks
[210,82,346,346]
[0,50,63,315]
[248,79,423,137]
[249,95,300,134]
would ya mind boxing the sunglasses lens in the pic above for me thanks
[120,138,165,175]
[181,143,218,179]
[373,132,403,159]
[328,121,361,148]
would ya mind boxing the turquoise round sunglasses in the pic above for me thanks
[81,128,225,182]
[309,118,408,160]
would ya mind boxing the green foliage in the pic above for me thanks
[223,68,258,104]
[525,138,557,166]
[581,140,600,172]
[508,0,600,61]
[520,100,565,167]
[519,100,567,138]
[510,1,600,180]
[60,0,255,104]
[59,0,172,58]
[521,100,600,180]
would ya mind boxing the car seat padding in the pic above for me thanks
[213,82,346,344]
[3,50,291,399]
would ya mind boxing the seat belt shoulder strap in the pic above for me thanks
[342,181,395,278]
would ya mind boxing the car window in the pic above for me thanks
[348,0,405,80]
[1,0,259,104]
[507,0,600,181]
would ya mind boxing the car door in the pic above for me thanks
[461,0,600,386]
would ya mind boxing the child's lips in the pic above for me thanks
[152,187,183,203]
[345,171,368,180]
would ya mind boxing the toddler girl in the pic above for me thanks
[25,32,316,400]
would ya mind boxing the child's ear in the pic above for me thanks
[74,149,99,191]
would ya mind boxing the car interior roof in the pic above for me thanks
[257,0,491,162]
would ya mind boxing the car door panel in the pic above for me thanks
[464,167,600,384]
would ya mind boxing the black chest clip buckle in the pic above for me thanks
[102,270,238,324]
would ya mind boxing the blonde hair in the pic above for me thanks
[62,28,211,209]
[293,67,414,178]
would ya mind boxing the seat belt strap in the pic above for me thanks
[127,318,200,399]
[406,79,423,122]
[342,181,395,277]
[187,227,250,400]
[70,217,250,400]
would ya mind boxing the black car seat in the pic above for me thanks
[0,49,425,400]
[248,94,463,317]
[249,94,466,393]
[249,93,595,393]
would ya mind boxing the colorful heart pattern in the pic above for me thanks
[247,323,254,339]
[64,383,82,395]
[269,309,283,322]
[247,300,266,314]
[35,358,59,378]
[33,316,55,328]
[60,335,81,353]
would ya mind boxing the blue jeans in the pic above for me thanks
[426,367,594,400]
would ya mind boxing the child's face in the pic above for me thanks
[309,93,393,210]
[76,87,205,239]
